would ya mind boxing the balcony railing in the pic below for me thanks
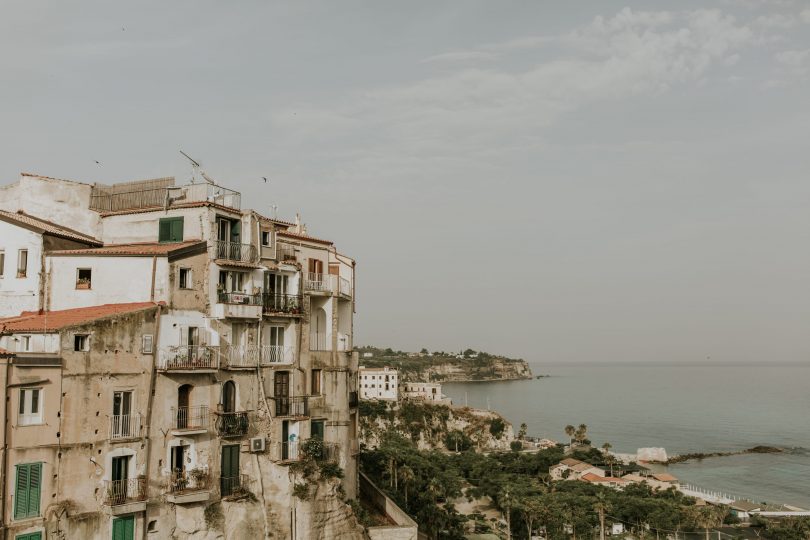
[171,405,209,431]
[110,414,142,440]
[214,240,258,263]
[338,276,352,297]
[310,333,330,351]
[103,477,147,506]
[158,346,219,371]
[214,411,249,438]
[169,469,211,494]
[218,291,263,305]
[262,293,303,315]
[276,243,297,262]
[279,440,301,462]
[304,273,335,293]
[220,474,250,497]
[271,396,309,417]
[225,345,259,368]
[261,345,294,365]
[319,442,340,463]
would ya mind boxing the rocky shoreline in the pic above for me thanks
[659,445,783,465]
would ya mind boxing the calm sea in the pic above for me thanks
[443,362,810,508]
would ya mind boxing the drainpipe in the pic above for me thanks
[149,256,158,302]
[0,342,11,540]
[142,304,163,540]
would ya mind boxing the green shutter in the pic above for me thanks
[16,533,42,540]
[158,219,171,242]
[112,516,135,540]
[159,217,184,243]
[171,218,184,242]
[14,463,41,519]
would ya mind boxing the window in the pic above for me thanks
[15,532,42,540]
[75,268,91,289]
[20,336,31,352]
[74,335,89,351]
[0,250,4,277]
[17,249,27,278]
[18,388,42,426]
[218,271,245,293]
[311,369,322,395]
[178,268,192,289]
[13,462,42,519]
[142,334,154,354]
[158,217,184,243]
[268,326,284,347]
[261,230,271,247]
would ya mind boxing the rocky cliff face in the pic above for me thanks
[415,357,532,382]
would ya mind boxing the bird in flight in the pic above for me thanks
[262,177,268,183]
[95,160,100,165]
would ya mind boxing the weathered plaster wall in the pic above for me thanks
[0,220,42,316]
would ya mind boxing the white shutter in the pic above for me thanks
[179,326,189,346]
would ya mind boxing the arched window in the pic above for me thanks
[177,384,193,429]
[222,381,236,414]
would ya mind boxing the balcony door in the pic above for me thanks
[220,444,240,496]
[111,455,130,504]
[177,384,192,429]
[112,391,133,438]
[308,258,323,276]
[222,381,236,414]
[171,444,186,478]
[274,371,290,416]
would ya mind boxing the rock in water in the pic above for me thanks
[637,447,668,462]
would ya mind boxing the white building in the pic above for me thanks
[400,381,449,404]
[359,366,398,401]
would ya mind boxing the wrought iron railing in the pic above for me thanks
[157,346,218,370]
[225,345,259,368]
[214,411,249,438]
[169,469,211,494]
[319,442,340,463]
[217,291,263,305]
[279,440,301,461]
[260,345,294,365]
[103,477,146,506]
[220,474,250,497]
[276,243,297,262]
[110,414,142,440]
[171,405,209,431]
[304,272,335,293]
[262,293,303,315]
[271,396,309,417]
[213,240,258,263]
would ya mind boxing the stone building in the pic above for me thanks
[0,173,363,540]
[358,366,398,401]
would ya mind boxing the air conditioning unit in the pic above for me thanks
[250,437,266,453]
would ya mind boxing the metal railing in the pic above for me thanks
[103,477,147,506]
[304,272,335,293]
[214,240,258,263]
[158,346,218,370]
[183,183,241,209]
[214,411,249,438]
[225,345,259,368]
[262,293,303,315]
[110,414,142,440]
[310,333,330,351]
[271,396,309,417]
[217,291,263,305]
[171,405,209,431]
[338,276,352,297]
[276,243,297,262]
[279,440,301,461]
[220,474,250,497]
[169,469,211,494]
[261,345,294,365]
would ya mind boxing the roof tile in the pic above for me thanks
[0,302,159,333]
[0,210,101,245]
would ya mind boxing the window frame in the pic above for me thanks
[17,249,27,278]
[13,462,42,520]
[142,334,154,354]
[74,334,89,352]
[311,369,322,395]
[75,268,92,289]
[18,388,43,426]
[20,335,31,352]
[261,230,271,247]
[158,217,184,244]
[178,267,192,289]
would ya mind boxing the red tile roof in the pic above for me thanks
[0,303,160,333]
[0,210,102,245]
[652,473,678,482]
[277,230,333,246]
[581,473,626,483]
[48,240,205,257]
[0,347,13,356]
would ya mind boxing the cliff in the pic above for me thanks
[357,348,533,382]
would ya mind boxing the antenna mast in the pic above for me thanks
[180,150,217,185]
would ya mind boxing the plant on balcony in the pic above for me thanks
[76,278,91,289]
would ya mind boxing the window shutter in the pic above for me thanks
[171,218,184,242]
[14,464,29,518]
[28,463,41,517]
[142,334,154,354]
[159,220,171,242]
[179,326,189,346]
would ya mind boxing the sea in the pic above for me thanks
[442,362,810,509]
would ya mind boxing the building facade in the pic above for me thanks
[358,367,398,401]
[400,382,448,404]
[0,173,363,540]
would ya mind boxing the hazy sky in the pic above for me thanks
[2,1,810,363]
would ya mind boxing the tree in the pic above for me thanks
[518,422,528,440]
[594,492,611,540]
[499,487,513,539]
[420,348,429,355]
[565,425,576,446]
[575,424,588,445]
[602,442,615,476]
[398,465,415,506]
[519,496,545,539]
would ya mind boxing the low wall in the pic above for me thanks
[359,472,418,540]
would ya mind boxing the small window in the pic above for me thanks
[142,334,154,354]
[158,217,184,243]
[76,268,92,289]
[261,230,271,247]
[18,388,43,426]
[20,335,31,352]
[0,250,5,277]
[178,268,192,289]
[311,369,322,395]
[17,249,27,278]
[74,334,89,351]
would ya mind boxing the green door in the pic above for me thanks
[16,532,42,540]
[220,444,240,496]
[112,515,135,540]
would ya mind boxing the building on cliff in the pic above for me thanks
[358,366,398,401]
[0,173,363,540]
[399,381,450,405]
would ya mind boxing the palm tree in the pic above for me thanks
[575,423,588,444]
[398,465,415,507]
[427,477,443,503]
[594,493,611,540]
[602,442,615,476]
[564,424,576,446]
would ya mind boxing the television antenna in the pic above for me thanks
[180,150,218,185]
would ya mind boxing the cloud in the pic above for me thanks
[754,13,796,28]
[775,48,810,75]
[421,51,495,64]
[801,8,810,23]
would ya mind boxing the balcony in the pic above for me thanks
[277,440,302,462]
[103,478,147,514]
[215,291,263,319]
[271,396,309,417]
[260,345,295,365]
[276,243,297,263]
[157,346,219,372]
[304,273,335,294]
[338,276,352,298]
[220,474,250,498]
[171,405,210,435]
[167,469,211,504]
[109,414,142,441]
[214,240,259,264]
[224,345,259,368]
[214,411,249,438]
[262,293,303,316]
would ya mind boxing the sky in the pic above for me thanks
[1,1,810,363]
